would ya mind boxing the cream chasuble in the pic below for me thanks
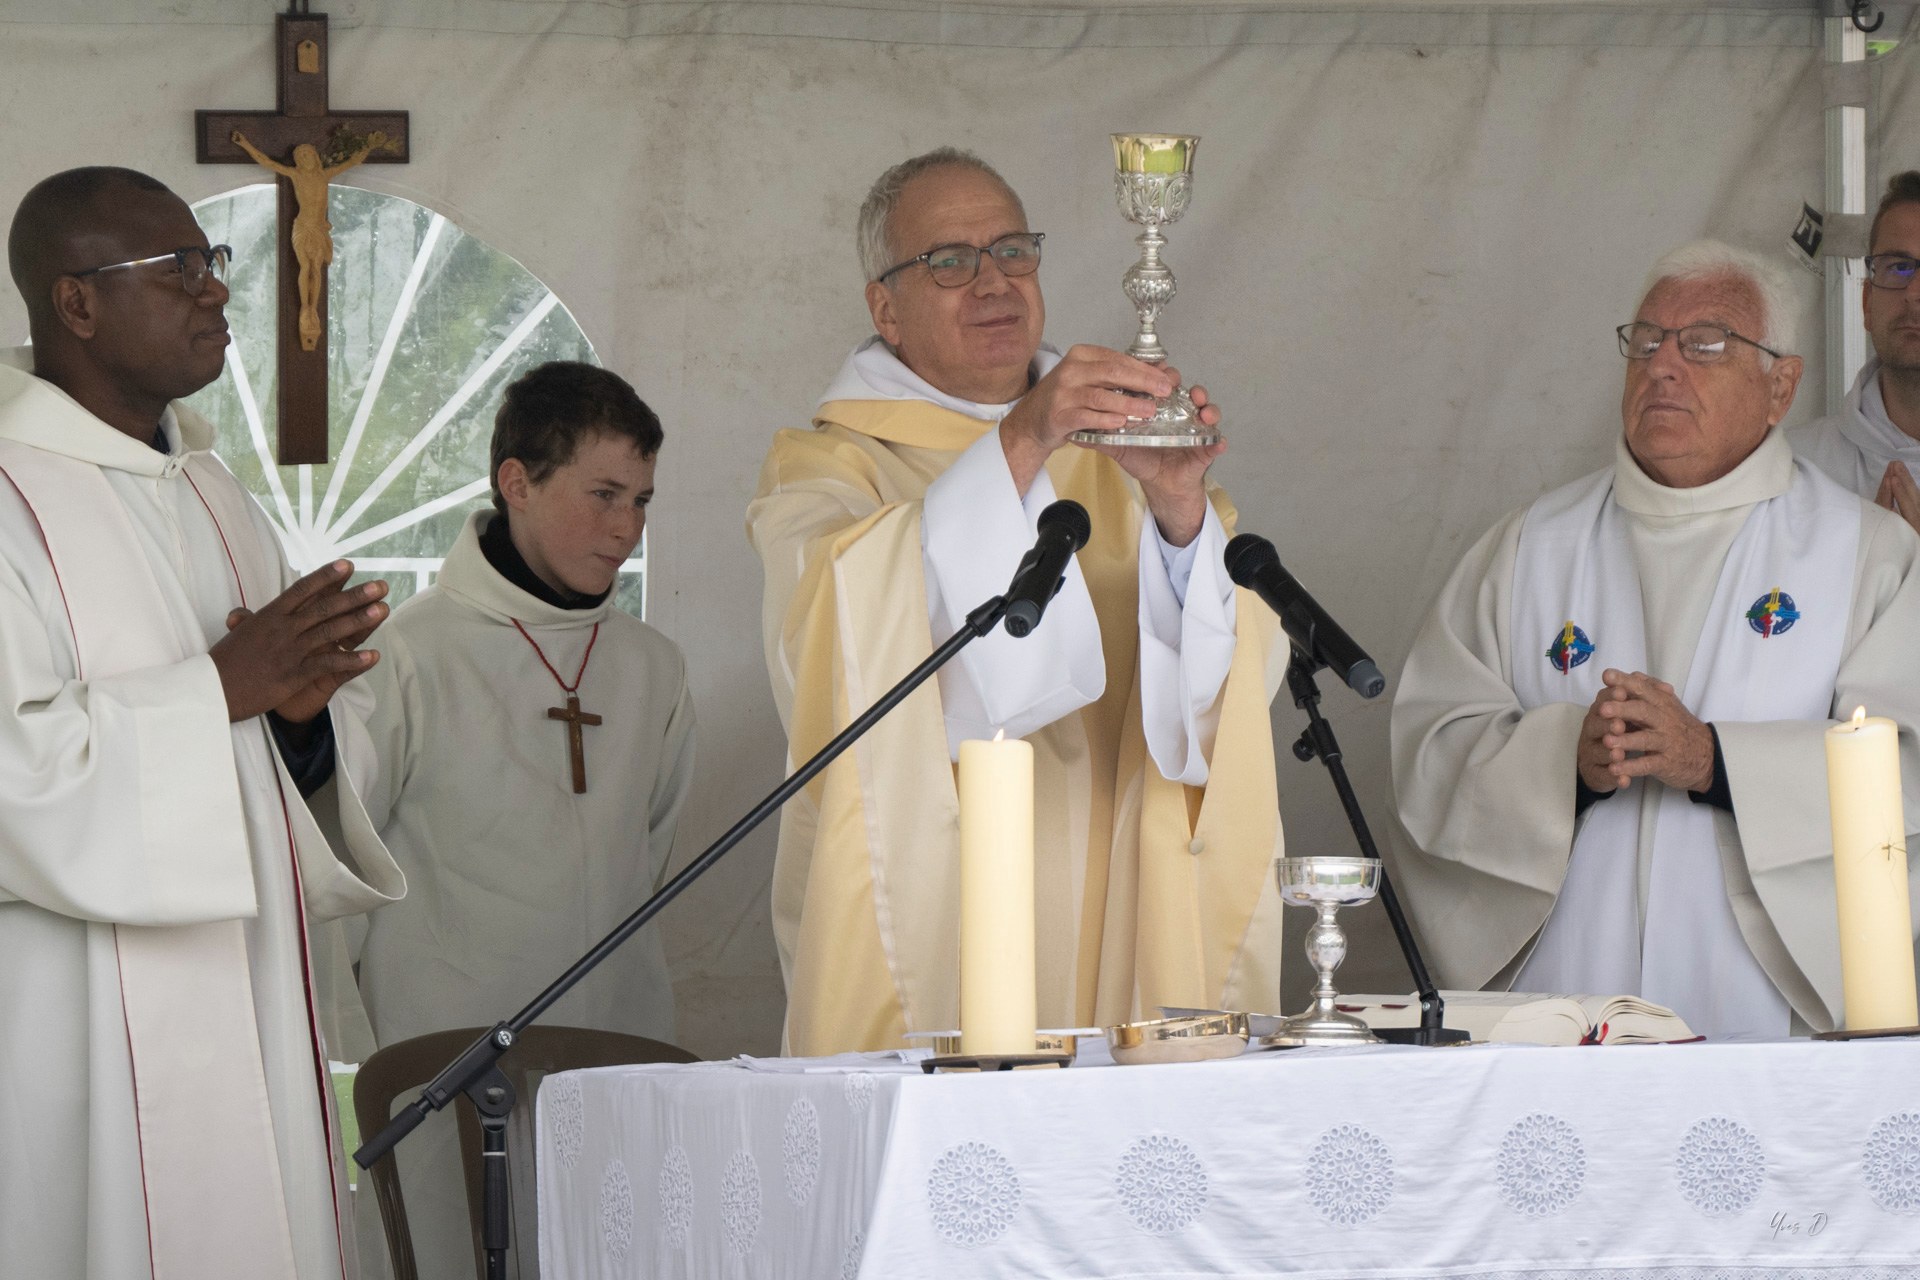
[749,352,1287,1056]
[0,355,405,1280]
[349,510,694,1280]
[1391,427,1920,1032]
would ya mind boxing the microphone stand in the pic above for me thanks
[354,592,1014,1279]
[1283,647,1467,1046]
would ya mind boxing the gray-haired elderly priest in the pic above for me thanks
[1391,241,1920,1039]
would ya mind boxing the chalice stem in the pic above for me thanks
[1309,903,1348,1014]
[1124,225,1175,365]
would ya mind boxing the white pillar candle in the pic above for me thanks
[958,732,1037,1056]
[1825,707,1919,1031]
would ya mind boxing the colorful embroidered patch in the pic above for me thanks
[1546,621,1594,673]
[1745,588,1800,638]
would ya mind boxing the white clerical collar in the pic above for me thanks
[0,345,213,474]
[434,510,613,628]
[816,335,1064,421]
[1845,356,1920,466]
[1612,423,1794,518]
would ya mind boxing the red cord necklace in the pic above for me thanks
[512,619,602,794]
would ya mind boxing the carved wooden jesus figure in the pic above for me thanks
[230,128,392,351]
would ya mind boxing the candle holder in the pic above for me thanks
[921,1052,1071,1073]
[1068,133,1221,450]
[1263,856,1383,1047]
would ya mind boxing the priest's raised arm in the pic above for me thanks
[747,148,1288,1055]
[1391,239,1920,1039]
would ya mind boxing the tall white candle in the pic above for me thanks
[1825,707,1919,1031]
[958,732,1037,1056]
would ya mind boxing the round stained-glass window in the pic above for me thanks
[184,183,644,614]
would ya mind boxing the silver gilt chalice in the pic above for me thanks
[1068,133,1221,449]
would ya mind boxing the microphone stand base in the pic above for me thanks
[1372,1025,1473,1046]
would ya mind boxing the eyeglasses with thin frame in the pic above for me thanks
[876,232,1045,288]
[1616,321,1781,365]
[1864,253,1920,290]
[67,245,233,297]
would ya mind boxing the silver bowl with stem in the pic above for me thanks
[1263,856,1383,1047]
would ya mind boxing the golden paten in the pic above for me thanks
[1105,1012,1249,1065]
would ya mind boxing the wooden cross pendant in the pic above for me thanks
[547,694,603,794]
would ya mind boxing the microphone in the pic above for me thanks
[1003,500,1092,638]
[1224,533,1385,699]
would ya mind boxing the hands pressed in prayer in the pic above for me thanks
[998,344,1225,546]
[1874,460,1920,537]
[1577,668,1715,795]
[211,560,388,724]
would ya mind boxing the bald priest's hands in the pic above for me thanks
[1576,668,1715,796]
[210,561,389,724]
[1875,461,1920,538]
[998,344,1225,547]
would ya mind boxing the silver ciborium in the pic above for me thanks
[1263,856,1383,1047]
[1068,133,1222,449]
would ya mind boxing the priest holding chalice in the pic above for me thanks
[748,141,1289,1055]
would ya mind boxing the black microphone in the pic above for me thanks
[1224,533,1385,698]
[1002,500,1092,638]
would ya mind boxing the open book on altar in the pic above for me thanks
[1335,991,1699,1045]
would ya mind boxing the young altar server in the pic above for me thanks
[353,360,695,1280]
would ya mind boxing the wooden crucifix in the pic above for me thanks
[548,695,603,794]
[195,5,409,465]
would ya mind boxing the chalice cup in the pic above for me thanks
[1068,133,1222,449]
[1263,856,1383,1047]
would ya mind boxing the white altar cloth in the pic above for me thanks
[536,1040,1920,1279]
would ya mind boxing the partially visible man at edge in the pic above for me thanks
[748,147,1287,1055]
[0,166,404,1279]
[1795,169,1920,534]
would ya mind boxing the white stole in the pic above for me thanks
[0,440,306,1278]
[1509,461,1859,1038]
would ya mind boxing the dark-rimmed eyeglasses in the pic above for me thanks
[67,245,233,297]
[876,232,1045,288]
[1865,253,1920,290]
[1616,322,1780,365]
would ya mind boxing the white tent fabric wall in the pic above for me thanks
[1879,15,1920,209]
[0,1,1843,1055]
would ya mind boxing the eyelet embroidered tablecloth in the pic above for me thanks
[536,1039,1920,1279]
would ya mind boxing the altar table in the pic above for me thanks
[535,1038,1920,1279]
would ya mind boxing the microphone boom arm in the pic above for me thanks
[1283,646,1466,1046]
[354,593,1016,1272]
